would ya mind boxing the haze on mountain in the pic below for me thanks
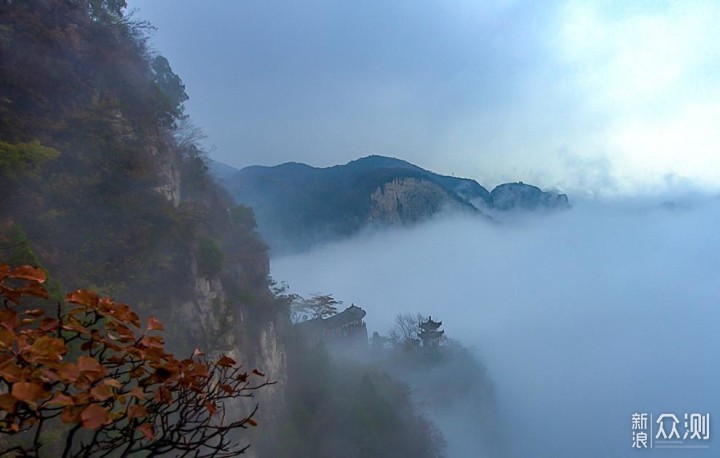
[3,1,719,457]
[213,155,569,254]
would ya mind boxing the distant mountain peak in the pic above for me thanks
[344,155,422,170]
[212,156,569,254]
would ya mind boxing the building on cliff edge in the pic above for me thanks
[295,304,368,356]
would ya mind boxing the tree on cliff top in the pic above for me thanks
[0,263,271,457]
[290,293,342,323]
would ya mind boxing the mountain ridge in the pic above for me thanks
[213,155,569,253]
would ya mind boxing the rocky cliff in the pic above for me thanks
[0,0,287,439]
[369,177,467,224]
[489,182,569,211]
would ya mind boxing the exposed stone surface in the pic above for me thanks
[369,177,460,225]
[490,182,570,211]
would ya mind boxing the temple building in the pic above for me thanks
[418,316,444,348]
[296,304,368,355]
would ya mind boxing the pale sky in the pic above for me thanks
[127,0,720,196]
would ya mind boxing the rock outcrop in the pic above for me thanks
[369,177,464,225]
[490,182,570,211]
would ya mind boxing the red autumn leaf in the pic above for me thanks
[0,327,15,348]
[12,382,48,405]
[77,355,103,374]
[81,404,112,430]
[129,366,147,379]
[139,335,164,349]
[112,305,140,328]
[128,386,146,399]
[61,322,86,333]
[47,393,74,407]
[252,369,265,377]
[0,309,19,330]
[247,418,258,427]
[205,401,217,415]
[146,316,164,331]
[72,392,90,405]
[0,361,25,382]
[0,287,20,304]
[0,393,18,412]
[218,383,234,395]
[15,282,49,299]
[39,317,59,332]
[28,335,66,359]
[127,404,148,420]
[216,355,236,368]
[38,368,60,383]
[61,405,83,424]
[9,265,46,283]
[0,264,9,280]
[103,378,122,389]
[153,386,172,404]
[66,289,99,307]
[90,385,113,402]
[57,362,80,382]
[190,363,209,378]
[138,423,155,441]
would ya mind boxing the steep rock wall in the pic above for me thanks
[369,177,461,225]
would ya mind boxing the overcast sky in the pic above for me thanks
[127,0,720,196]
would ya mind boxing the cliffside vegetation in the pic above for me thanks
[262,323,447,458]
[0,0,276,356]
[0,264,269,457]
[0,2,455,456]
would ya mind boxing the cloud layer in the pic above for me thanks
[272,198,720,457]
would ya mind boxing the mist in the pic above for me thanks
[271,196,720,457]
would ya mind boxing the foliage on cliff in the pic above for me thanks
[0,1,276,357]
[0,4,457,456]
[261,332,446,458]
[0,263,270,457]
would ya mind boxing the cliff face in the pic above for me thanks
[177,258,287,431]
[0,0,287,431]
[369,177,464,224]
[489,182,570,211]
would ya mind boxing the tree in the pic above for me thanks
[0,263,271,457]
[290,293,341,324]
[387,313,425,348]
[0,140,59,178]
[151,55,189,126]
[89,0,127,20]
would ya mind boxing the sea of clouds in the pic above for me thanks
[272,195,720,457]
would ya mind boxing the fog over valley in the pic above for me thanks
[272,196,720,457]
[4,1,719,456]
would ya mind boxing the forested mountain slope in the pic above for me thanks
[216,155,569,253]
[0,0,287,428]
[0,3,454,457]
